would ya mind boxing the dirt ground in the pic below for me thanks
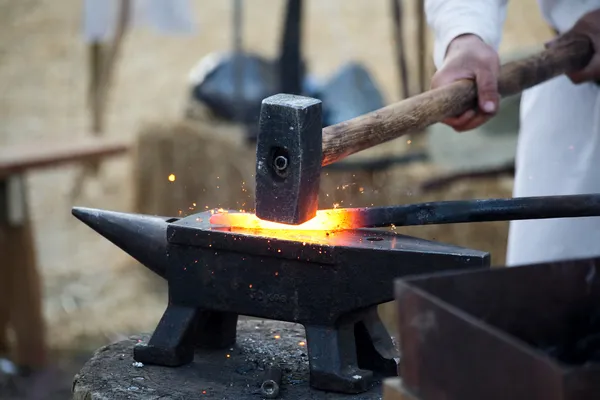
[0,0,553,396]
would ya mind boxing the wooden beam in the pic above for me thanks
[0,139,129,178]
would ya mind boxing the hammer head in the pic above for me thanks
[255,94,323,225]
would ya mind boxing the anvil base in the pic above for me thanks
[73,321,389,399]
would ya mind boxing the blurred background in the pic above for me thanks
[0,0,553,398]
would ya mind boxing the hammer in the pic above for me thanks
[255,33,594,225]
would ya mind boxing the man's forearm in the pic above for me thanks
[425,0,509,69]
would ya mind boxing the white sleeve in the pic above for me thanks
[425,0,509,69]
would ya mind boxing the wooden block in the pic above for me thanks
[383,378,419,400]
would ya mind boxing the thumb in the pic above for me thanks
[475,66,500,114]
[544,36,560,49]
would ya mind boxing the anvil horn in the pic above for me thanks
[71,207,169,279]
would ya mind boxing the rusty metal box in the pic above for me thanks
[395,258,600,400]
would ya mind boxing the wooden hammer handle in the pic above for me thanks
[321,33,594,166]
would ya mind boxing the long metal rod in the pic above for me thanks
[343,194,600,228]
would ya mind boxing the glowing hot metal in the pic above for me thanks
[213,194,600,234]
[209,209,359,231]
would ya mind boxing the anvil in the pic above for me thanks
[72,207,489,394]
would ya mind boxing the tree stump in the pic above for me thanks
[72,320,384,399]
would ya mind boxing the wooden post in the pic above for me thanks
[0,175,46,368]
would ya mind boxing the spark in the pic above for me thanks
[168,174,176,182]
[298,341,306,346]
[274,335,281,339]
[226,354,230,358]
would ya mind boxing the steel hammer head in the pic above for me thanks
[255,94,323,225]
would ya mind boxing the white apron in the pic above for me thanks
[424,0,600,266]
[506,78,600,265]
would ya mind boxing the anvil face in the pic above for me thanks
[73,207,489,326]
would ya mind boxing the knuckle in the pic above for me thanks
[430,74,444,89]
[474,49,499,65]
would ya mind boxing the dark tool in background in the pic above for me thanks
[188,0,386,142]
[189,0,304,141]
[254,33,595,225]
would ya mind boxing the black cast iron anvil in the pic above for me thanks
[72,207,489,394]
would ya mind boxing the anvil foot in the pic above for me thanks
[355,307,398,376]
[134,305,198,366]
[304,324,373,394]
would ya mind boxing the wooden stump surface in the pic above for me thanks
[73,319,385,400]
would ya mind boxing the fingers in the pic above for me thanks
[429,36,500,132]
[436,59,499,132]
[454,113,493,132]
[443,110,476,127]
[474,58,500,115]
[544,37,559,49]
[442,109,493,132]
[556,9,600,84]
[567,54,600,84]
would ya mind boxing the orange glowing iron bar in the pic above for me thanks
[209,209,361,231]
[210,194,600,231]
